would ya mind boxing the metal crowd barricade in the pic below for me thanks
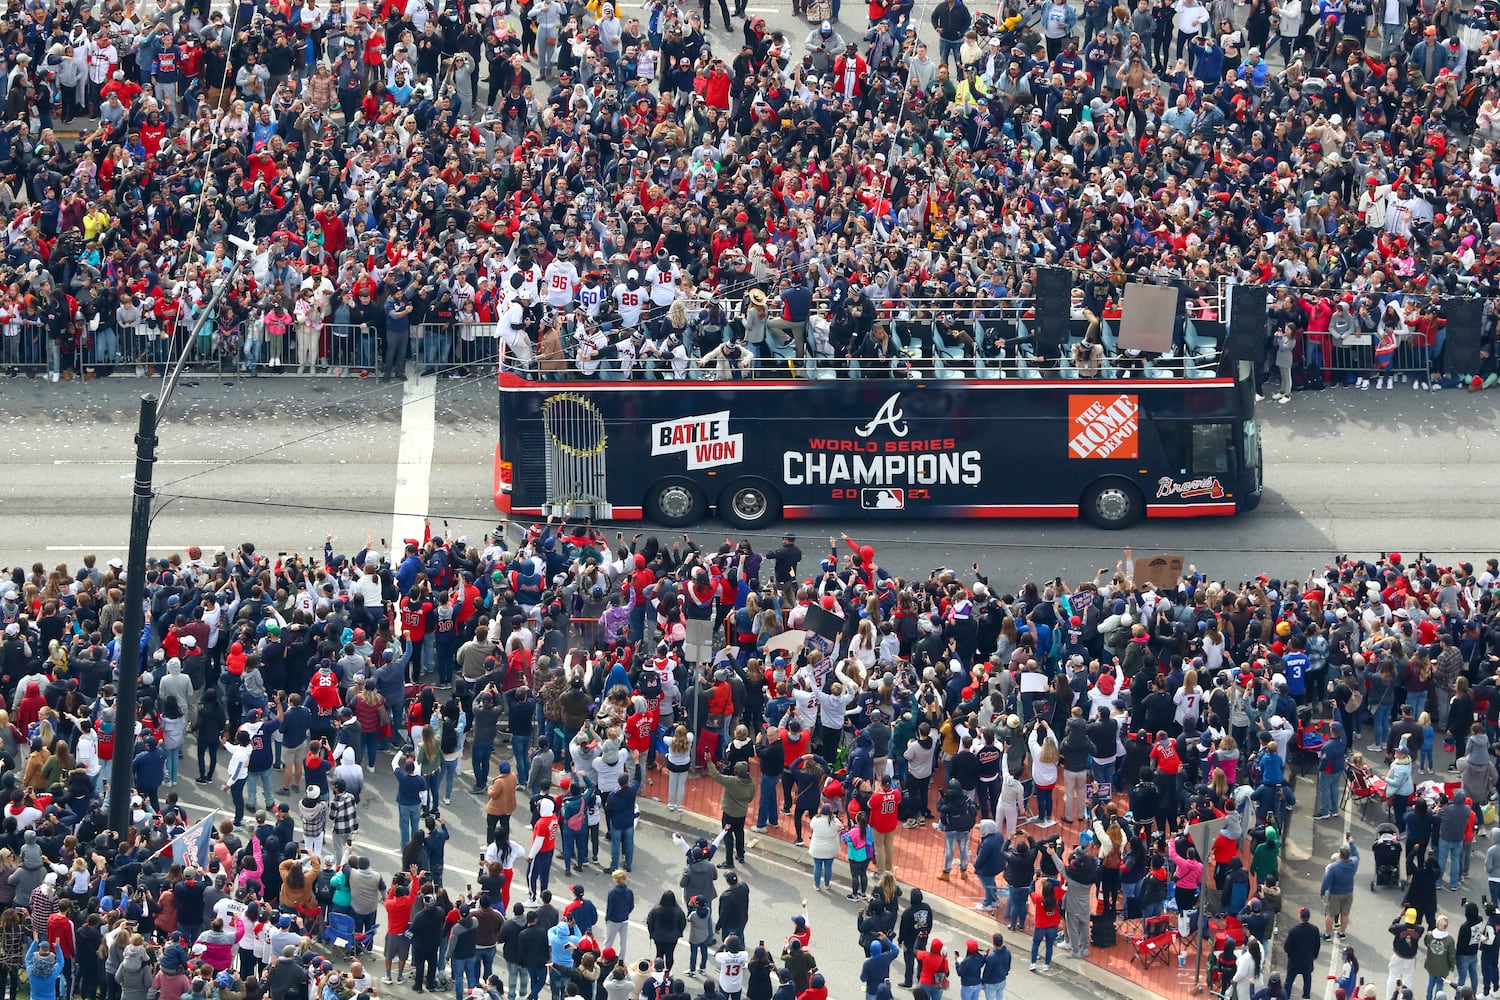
[60,319,389,378]
[1301,330,1434,387]
[455,320,500,371]
[1,315,50,378]
[323,323,381,375]
[407,321,501,376]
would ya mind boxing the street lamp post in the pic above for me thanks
[107,251,249,837]
[108,395,159,836]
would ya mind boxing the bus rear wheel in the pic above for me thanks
[1082,478,1143,529]
[718,480,782,530]
[645,478,707,528]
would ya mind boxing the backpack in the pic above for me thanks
[1343,680,1364,713]
[313,869,336,906]
[958,795,978,830]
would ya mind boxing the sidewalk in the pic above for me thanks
[648,767,1178,1000]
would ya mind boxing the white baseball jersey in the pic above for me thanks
[613,282,647,328]
[543,260,579,308]
[575,281,608,318]
[645,260,680,306]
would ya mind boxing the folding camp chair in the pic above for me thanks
[1343,762,1388,820]
[320,911,375,958]
[1130,914,1180,968]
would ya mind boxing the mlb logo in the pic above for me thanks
[861,488,905,510]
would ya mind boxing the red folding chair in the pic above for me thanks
[1343,763,1388,820]
[1131,914,1180,968]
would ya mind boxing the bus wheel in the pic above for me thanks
[719,480,782,530]
[1081,478,1142,529]
[645,478,707,527]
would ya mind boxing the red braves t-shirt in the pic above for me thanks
[868,789,901,834]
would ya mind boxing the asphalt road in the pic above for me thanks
[7,376,1500,585]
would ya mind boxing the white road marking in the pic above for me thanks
[52,459,217,465]
[392,366,436,547]
[45,544,216,552]
[1319,791,1357,1000]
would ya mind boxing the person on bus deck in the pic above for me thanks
[698,340,752,380]
[767,275,813,359]
[850,324,898,375]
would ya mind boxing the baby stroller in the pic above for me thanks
[1371,822,1404,891]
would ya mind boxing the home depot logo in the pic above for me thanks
[1068,394,1139,459]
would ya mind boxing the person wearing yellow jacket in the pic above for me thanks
[953,65,989,112]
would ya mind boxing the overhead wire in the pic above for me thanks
[152,360,493,490]
[155,11,243,414]
[126,493,1500,560]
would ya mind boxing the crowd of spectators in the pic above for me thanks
[10,491,1500,1000]
[5,0,1500,385]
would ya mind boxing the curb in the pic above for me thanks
[634,799,1145,1000]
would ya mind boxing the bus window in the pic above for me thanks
[1159,422,1233,476]
[1192,424,1233,477]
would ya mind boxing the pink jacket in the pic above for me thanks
[235,835,264,890]
[1167,837,1203,890]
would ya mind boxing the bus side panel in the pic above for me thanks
[499,381,1247,520]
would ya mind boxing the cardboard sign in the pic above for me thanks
[802,604,844,641]
[1135,554,1185,590]
[763,630,807,656]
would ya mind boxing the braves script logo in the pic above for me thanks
[1067,394,1139,459]
[651,411,744,470]
[854,393,910,438]
[1156,476,1225,500]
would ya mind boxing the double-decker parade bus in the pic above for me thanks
[493,350,1262,530]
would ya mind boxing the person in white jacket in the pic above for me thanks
[1027,722,1060,828]
[1173,0,1212,58]
[76,723,101,787]
[815,662,858,758]
[806,805,842,890]
[997,766,1026,839]
[1087,661,1125,720]
[1233,936,1263,1000]
[1173,669,1205,731]
[1276,0,1304,61]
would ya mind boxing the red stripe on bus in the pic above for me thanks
[785,504,1082,518]
[1146,503,1238,518]
[497,374,1234,391]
